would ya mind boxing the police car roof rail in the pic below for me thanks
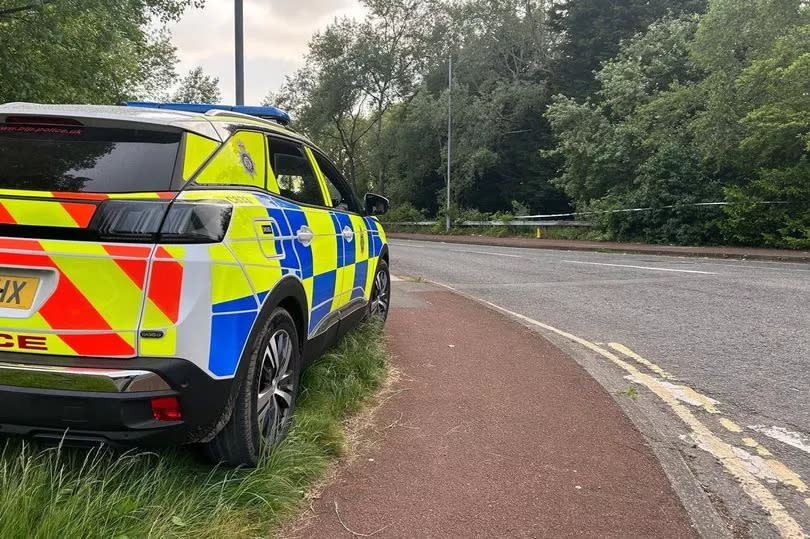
[125,102,291,127]
[203,108,294,129]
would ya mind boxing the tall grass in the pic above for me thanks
[0,320,387,538]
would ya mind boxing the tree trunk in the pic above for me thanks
[348,152,359,195]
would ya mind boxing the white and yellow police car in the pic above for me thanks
[0,101,390,466]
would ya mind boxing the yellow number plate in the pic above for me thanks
[0,275,39,310]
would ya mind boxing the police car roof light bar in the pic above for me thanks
[125,101,291,127]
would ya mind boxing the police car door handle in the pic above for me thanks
[296,226,314,247]
[342,226,354,243]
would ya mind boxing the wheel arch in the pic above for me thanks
[200,275,309,442]
[253,275,309,354]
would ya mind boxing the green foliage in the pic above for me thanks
[273,1,571,218]
[8,0,805,248]
[597,16,703,118]
[171,66,222,104]
[0,321,387,538]
[0,0,203,104]
[545,94,639,203]
[736,23,810,169]
[381,93,446,213]
[549,0,707,97]
[269,1,437,193]
[547,3,810,248]
[380,201,426,223]
[392,1,570,216]
[593,143,723,244]
[722,163,810,249]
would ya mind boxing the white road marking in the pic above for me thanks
[390,275,403,282]
[449,248,522,258]
[562,260,718,275]
[750,426,810,455]
[392,242,522,258]
[696,261,810,273]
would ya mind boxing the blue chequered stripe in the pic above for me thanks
[211,197,385,373]
[352,259,368,300]
[209,310,257,376]
[332,212,355,267]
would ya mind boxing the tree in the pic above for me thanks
[171,66,222,103]
[546,16,722,243]
[267,0,808,248]
[270,1,438,193]
[384,0,569,215]
[269,17,375,192]
[718,9,810,248]
[356,0,437,193]
[0,0,203,104]
[684,0,807,171]
[549,0,707,97]
[548,0,810,247]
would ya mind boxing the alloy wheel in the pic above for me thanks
[370,269,390,319]
[256,329,295,445]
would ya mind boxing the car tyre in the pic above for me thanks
[368,259,391,322]
[203,307,301,467]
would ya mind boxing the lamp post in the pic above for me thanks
[446,54,452,232]
[235,0,245,105]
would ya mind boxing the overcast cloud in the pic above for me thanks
[168,0,366,105]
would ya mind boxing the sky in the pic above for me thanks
[167,0,367,105]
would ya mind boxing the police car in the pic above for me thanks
[0,101,390,466]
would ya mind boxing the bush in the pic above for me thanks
[722,162,810,249]
[591,144,725,245]
[380,201,426,223]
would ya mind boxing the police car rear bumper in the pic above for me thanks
[0,352,233,446]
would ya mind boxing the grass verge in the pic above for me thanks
[0,320,387,538]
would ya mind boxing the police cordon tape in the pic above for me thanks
[387,220,594,227]
[389,200,787,227]
[516,200,786,220]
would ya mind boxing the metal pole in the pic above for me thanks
[235,0,245,105]
[446,54,452,232]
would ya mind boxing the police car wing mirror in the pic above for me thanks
[364,193,389,216]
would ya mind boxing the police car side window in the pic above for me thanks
[267,137,325,207]
[313,151,358,213]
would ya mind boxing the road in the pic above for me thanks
[390,238,810,537]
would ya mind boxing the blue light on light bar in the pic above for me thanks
[125,101,291,126]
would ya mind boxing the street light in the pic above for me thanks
[234,0,245,105]
[446,54,452,232]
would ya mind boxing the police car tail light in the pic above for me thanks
[90,200,167,242]
[90,200,231,243]
[159,200,232,244]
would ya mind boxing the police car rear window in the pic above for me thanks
[0,124,181,193]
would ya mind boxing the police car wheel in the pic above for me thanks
[203,307,301,467]
[369,260,391,322]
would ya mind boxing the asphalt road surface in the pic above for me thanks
[390,238,810,537]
